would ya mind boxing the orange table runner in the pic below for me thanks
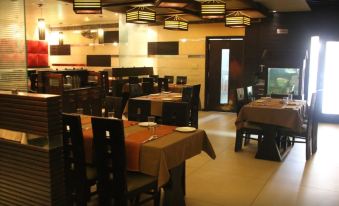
[81,116,176,171]
[125,125,176,171]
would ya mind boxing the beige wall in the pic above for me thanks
[26,17,245,108]
[148,23,245,108]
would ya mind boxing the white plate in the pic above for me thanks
[149,93,160,96]
[138,122,157,127]
[162,91,171,94]
[175,127,196,133]
[255,99,265,103]
[162,98,173,101]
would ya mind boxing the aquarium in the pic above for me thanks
[267,68,300,95]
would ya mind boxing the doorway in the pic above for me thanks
[308,36,339,122]
[205,37,244,111]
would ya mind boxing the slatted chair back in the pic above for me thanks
[128,99,151,122]
[191,84,201,128]
[128,76,140,84]
[182,86,193,103]
[129,83,143,98]
[164,75,174,84]
[162,102,190,126]
[142,82,154,95]
[246,86,254,101]
[176,76,187,85]
[45,73,64,94]
[142,77,154,84]
[62,113,87,204]
[235,87,246,115]
[157,77,169,92]
[91,117,128,205]
[149,74,159,82]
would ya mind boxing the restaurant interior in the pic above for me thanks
[1,0,339,205]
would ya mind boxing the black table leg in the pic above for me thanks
[163,162,186,206]
[255,125,282,161]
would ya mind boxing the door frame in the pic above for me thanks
[204,36,244,111]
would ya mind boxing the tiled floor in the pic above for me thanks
[184,111,339,206]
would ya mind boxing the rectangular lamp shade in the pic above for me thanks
[126,9,156,24]
[201,2,226,19]
[164,20,188,30]
[73,0,102,14]
[38,18,45,40]
[225,15,250,27]
[155,0,189,8]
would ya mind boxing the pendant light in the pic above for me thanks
[201,0,226,19]
[225,11,250,28]
[37,4,45,40]
[73,0,102,14]
[126,7,156,24]
[164,15,188,31]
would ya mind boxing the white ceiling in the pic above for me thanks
[25,0,119,27]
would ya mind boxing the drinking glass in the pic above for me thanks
[147,116,157,138]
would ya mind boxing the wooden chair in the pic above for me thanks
[164,75,174,84]
[129,76,140,84]
[128,99,151,122]
[142,82,154,95]
[142,77,154,84]
[235,87,246,115]
[181,86,193,103]
[278,92,317,160]
[62,113,97,205]
[176,76,187,85]
[235,87,263,151]
[191,84,201,128]
[157,78,169,92]
[149,75,159,82]
[104,95,128,119]
[162,102,190,126]
[45,73,64,94]
[111,79,127,97]
[129,83,143,98]
[91,117,160,206]
[246,86,254,101]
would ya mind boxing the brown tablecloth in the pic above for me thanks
[236,98,307,132]
[129,92,183,116]
[80,116,216,187]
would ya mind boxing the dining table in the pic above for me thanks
[235,98,307,161]
[80,115,216,206]
[129,92,183,116]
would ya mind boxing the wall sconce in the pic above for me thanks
[98,28,104,44]
[225,11,250,27]
[59,32,64,45]
[201,0,226,19]
[73,0,102,14]
[164,16,188,31]
[38,18,45,40]
[126,7,156,24]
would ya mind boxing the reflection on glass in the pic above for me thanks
[220,49,230,104]
[267,68,300,95]
[308,36,320,105]
[322,41,339,115]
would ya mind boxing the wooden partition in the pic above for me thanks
[0,91,65,205]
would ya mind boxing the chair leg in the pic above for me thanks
[306,137,312,160]
[235,130,243,152]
